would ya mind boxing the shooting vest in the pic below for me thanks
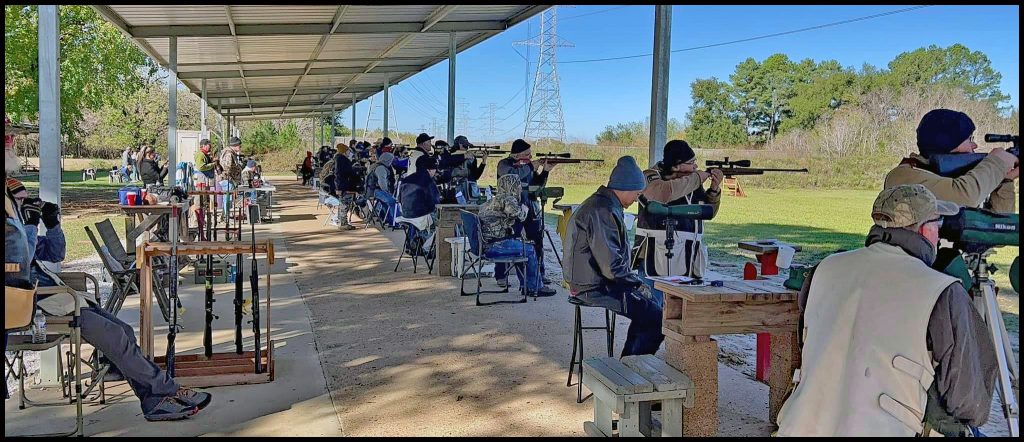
[636,174,708,278]
[775,243,958,437]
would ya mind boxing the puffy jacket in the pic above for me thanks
[195,150,216,178]
[884,153,1015,213]
[333,153,356,193]
[563,186,642,294]
[478,174,529,244]
[138,158,166,186]
[398,170,440,219]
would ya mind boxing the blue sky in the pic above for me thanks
[342,5,1020,143]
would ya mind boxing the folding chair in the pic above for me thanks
[457,210,529,306]
[374,189,400,231]
[393,220,436,274]
[93,219,172,322]
[320,191,340,227]
[4,272,100,437]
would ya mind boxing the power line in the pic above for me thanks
[402,81,446,114]
[558,5,933,65]
[560,5,630,21]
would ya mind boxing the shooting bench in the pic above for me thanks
[582,355,694,437]
[722,177,745,197]
[653,276,799,436]
[136,240,275,387]
[738,240,803,383]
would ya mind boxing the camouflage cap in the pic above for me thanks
[872,184,960,228]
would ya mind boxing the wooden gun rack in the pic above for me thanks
[137,240,275,387]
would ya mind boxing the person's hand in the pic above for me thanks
[709,168,725,190]
[989,148,1017,169]
[1005,166,1020,181]
[41,201,61,229]
[19,197,42,227]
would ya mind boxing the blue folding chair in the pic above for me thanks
[457,210,529,306]
[374,189,400,230]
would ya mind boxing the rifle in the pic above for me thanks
[203,194,217,359]
[930,134,1019,177]
[534,152,606,165]
[165,189,184,376]
[705,157,808,176]
[466,145,508,154]
[248,204,264,374]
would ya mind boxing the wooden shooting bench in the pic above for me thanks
[738,240,803,384]
[723,177,745,197]
[653,275,799,436]
[137,240,275,387]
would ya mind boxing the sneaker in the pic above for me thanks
[496,278,509,289]
[337,223,356,231]
[534,286,557,297]
[174,387,212,411]
[542,275,554,285]
[144,396,199,422]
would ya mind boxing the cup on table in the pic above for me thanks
[126,193,138,206]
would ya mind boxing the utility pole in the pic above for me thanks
[431,117,440,137]
[515,6,572,144]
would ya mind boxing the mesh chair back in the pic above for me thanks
[95,219,131,265]
[460,211,482,256]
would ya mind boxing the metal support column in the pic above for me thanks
[168,36,178,168]
[447,32,456,144]
[226,109,231,143]
[351,95,357,142]
[383,77,390,138]
[37,5,62,204]
[648,5,672,167]
[331,104,337,145]
[200,78,208,140]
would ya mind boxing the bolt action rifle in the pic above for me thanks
[534,152,606,165]
[705,157,809,176]
[930,134,1019,177]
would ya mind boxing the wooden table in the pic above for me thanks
[137,240,275,387]
[435,204,480,277]
[653,276,800,436]
[120,203,189,246]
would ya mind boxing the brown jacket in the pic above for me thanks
[641,168,721,216]
[883,153,1015,213]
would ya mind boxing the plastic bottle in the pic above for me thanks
[32,310,47,344]
[228,264,236,283]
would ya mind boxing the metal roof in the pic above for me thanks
[92,5,550,120]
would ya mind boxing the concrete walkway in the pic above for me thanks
[5,179,343,437]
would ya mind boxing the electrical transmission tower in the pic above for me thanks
[457,97,471,136]
[481,102,500,142]
[514,6,572,144]
[430,117,441,137]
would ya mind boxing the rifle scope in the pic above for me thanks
[706,158,751,168]
[984,134,1019,144]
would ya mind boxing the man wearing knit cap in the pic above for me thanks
[563,156,664,356]
[776,184,996,436]
[494,139,560,287]
[406,133,434,176]
[637,140,723,278]
[884,108,1017,213]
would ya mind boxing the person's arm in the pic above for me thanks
[529,166,549,187]
[927,283,997,426]
[585,210,639,284]
[704,186,722,218]
[34,223,66,263]
[642,170,706,203]
[888,153,1013,208]
[986,179,1016,213]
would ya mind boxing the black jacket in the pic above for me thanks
[333,154,356,193]
[138,158,167,186]
[563,186,642,294]
[398,170,441,219]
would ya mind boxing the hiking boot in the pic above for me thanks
[144,396,198,422]
[337,223,356,231]
[174,387,212,411]
[533,286,557,297]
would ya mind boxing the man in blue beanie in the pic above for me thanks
[884,108,1017,213]
[563,156,664,356]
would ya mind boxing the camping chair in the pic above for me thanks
[457,210,529,306]
[93,219,172,322]
[393,220,436,274]
[374,189,400,231]
[4,272,103,437]
[84,225,138,317]
[320,191,341,227]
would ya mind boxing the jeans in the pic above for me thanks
[487,239,540,291]
[495,216,545,282]
[218,180,235,219]
[573,283,664,357]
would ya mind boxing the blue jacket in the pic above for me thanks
[398,171,440,219]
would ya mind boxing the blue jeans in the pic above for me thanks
[487,239,540,291]
[573,283,664,357]
[218,180,235,218]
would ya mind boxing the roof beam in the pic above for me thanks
[129,21,507,38]
[221,98,363,110]
[283,5,349,117]
[223,6,254,114]
[422,5,459,32]
[177,56,436,69]
[207,86,380,99]
[179,64,424,80]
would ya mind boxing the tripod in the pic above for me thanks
[965,250,1018,437]
[534,186,564,269]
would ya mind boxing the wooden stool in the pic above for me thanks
[582,355,694,437]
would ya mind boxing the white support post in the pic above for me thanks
[168,36,178,169]
[648,5,672,167]
[331,104,337,146]
[37,5,62,205]
[383,77,390,138]
[200,78,208,140]
[447,32,456,145]
[220,107,226,149]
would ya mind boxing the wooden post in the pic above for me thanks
[664,336,718,436]
[768,331,800,423]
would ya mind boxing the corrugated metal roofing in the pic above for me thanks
[93,5,550,120]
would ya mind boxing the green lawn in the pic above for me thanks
[539,185,1019,331]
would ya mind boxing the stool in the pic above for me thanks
[567,296,616,404]
[582,355,694,437]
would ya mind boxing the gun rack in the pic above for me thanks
[137,240,275,387]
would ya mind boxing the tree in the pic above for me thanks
[782,60,858,133]
[685,78,747,147]
[4,5,154,144]
[885,44,1007,107]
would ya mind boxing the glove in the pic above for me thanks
[41,201,61,229]
[19,197,42,227]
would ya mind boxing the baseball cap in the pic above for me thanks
[872,184,960,229]
[416,133,434,144]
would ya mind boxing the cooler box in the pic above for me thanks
[118,186,141,205]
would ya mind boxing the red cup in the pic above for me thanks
[140,189,148,201]
[126,193,138,206]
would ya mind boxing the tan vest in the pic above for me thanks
[775,243,957,437]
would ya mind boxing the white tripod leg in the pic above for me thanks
[980,281,1019,437]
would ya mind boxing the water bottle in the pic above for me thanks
[32,310,47,344]
[228,264,236,283]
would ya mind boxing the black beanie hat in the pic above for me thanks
[917,109,975,156]
[662,140,696,168]
[511,139,531,154]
